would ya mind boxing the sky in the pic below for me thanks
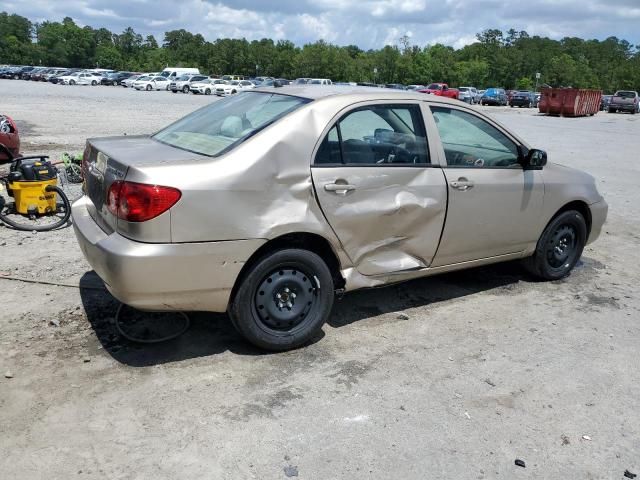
[4,0,640,49]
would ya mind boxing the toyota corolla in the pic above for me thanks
[72,87,607,350]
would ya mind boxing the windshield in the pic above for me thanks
[615,91,636,98]
[427,84,442,90]
[136,76,150,81]
[459,87,469,92]
[153,92,310,157]
[176,75,189,81]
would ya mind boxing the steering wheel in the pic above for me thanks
[387,145,412,164]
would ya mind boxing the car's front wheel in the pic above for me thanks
[229,249,335,351]
[205,88,211,95]
[182,85,189,93]
[145,84,152,91]
[522,210,587,280]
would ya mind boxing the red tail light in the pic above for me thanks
[107,181,181,222]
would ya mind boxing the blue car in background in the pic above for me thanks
[481,88,507,106]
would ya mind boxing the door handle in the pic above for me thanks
[324,183,356,194]
[450,178,474,191]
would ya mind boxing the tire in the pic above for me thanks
[69,80,76,85]
[146,84,151,91]
[91,80,97,86]
[205,88,211,95]
[609,108,616,113]
[182,85,189,93]
[229,249,335,351]
[522,210,587,281]
[171,90,177,93]
[231,90,237,94]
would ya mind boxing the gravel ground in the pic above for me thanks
[1,80,639,480]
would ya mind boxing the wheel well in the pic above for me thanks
[552,201,592,238]
[230,233,345,303]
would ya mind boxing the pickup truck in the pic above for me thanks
[608,91,639,114]
[418,83,459,99]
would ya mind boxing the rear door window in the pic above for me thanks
[315,104,430,165]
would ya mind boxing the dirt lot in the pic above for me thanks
[1,81,639,480]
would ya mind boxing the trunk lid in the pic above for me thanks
[82,135,206,234]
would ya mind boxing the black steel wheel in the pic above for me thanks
[522,210,587,280]
[229,249,334,351]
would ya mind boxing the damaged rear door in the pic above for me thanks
[311,102,447,276]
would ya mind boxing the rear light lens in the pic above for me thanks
[107,181,181,222]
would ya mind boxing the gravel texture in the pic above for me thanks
[1,80,639,480]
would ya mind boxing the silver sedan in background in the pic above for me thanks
[73,87,607,350]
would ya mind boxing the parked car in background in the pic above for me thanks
[42,68,67,81]
[418,83,459,99]
[385,83,406,90]
[12,66,35,79]
[294,78,311,85]
[481,88,508,106]
[191,79,228,95]
[309,79,333,85]
[73,87,607,351]
[121,75,142,88]
[222,75,245,82]
[59,72,102,85]
[458,87,479,104]
[509,90,536,108]
[600,95,612,111]
[215,80,255,96]
[608,91,639,114]
[406,85,426,91]
[102,72,136,86]
[170,74,209,93]
[133,76,170,91]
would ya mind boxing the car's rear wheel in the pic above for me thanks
[229,249,334,351]
[69,80,76,85]
[91,80,97,86]
[522,210,587,280]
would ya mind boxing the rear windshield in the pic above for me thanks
[427,83,442,89]
[153,92,309,157]
[615,91,636,98]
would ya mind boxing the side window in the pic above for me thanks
[314,104,430,165]
[430,106,520,168]
[315,126,341,164]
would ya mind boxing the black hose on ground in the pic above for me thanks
[0,184,71,231]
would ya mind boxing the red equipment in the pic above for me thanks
[0,115,20,163]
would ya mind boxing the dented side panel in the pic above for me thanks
[311,166,448,276]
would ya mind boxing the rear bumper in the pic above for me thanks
[610,103,636,112]
[72,196,265,312]
[587,199,608,245]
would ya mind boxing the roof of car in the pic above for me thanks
[252,85,461,104]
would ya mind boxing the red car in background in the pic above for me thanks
[0,115,20,163]
[418,83,459,99]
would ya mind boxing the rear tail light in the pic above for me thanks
[107,181,181,222]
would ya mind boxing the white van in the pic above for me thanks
[160,67,201,81]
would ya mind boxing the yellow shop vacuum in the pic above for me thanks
[0,152,70,231]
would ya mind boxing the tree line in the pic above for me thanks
[1,11,639,92]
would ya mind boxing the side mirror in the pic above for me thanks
[523,149,547,169]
